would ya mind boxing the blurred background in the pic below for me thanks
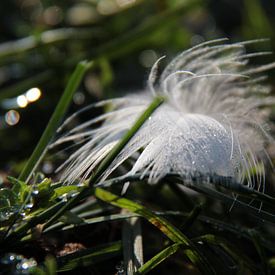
[0,0,275,180]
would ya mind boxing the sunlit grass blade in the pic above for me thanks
[56,241,122,272]
[42,210,192,235]
[94,187,215,274]
[88,96,165,185]
[137,243,182,275]
[1,96,164,246]
[97,172,275,222]
[44,212,139,234]
[21,211,188,242]
[42,96,164,230]
[18,61,94,183]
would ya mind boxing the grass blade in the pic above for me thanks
[137,243,182,275]
[42,96,164,229]
[1,96,164,245]
[0,200,66,249]
[18,61,94,182]
[95,187,215,274]
[88,96,165,185]
[57,241,122,272]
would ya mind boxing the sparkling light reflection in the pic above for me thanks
[26,87,41,102]
[16,95,28,108]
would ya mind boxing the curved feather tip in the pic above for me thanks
[55,39,275,191]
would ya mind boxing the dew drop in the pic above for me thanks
[16,258,37,273]
[25,203,34,209]
[0,253,37,275]
[59,193,68,202]
[31,189,39,196]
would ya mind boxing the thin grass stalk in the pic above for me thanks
[97,173,275,221]
[56,241,122,272]
[94,187,215,274]
[18,61,94,183]
[1,61,93,243]
[42,96,164,230]
[1,73,163,246]
[137,243,182,274]
[0,200,66,248]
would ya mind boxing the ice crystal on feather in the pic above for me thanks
[55,39,275,190]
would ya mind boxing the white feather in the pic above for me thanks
[55,40,274,189]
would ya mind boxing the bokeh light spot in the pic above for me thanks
[17,95,28,108]
[116,0,136,7]
[5,110,20,126]
[73,92,85,105]
[26,87,41,102]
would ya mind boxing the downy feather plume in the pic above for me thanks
[54,39,275,193]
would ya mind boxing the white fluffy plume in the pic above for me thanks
[55,39,274,189]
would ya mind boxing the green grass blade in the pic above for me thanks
[88,96,165,185]
[44,212,139,234]
[56,241,122,272]
[137,243,182,275]
[1,96,164,245]
[4,61,92,242]
[94,188,186,243]
[95,188,215,274]
[98,172,275,222]
[43,211,191,235]
[18,61,94,182]
[1,201,66,246]
[42,96,164,229]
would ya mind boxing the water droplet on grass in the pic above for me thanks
[0,253,37,274]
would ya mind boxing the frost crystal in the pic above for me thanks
[55,39,274,189]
